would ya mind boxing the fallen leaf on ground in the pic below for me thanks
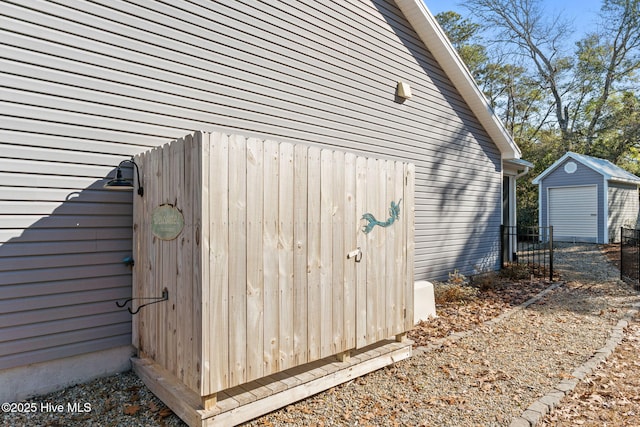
[123,404,140,415]
[158,407,173,418]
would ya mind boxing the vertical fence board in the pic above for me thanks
[393,161,405,335]
[384,160,396,339]
[149,147,162,361]
[355,156,368,349]
[306,146,322,361]
[208,133,230,392]
[379,159,388,339]
[246,138,264,382]
[143,149,151,352]
[279,142,295,370]
[191,135,204,393]
[131,150,140,351]
[166,139,180,377]
[158,144,170,369]
[332,150,345,354]
[164,143,173,364]
[147,146,160,362]
[263,140,280,375]
[320,149,334,358]
[365,158,378,345]
[293,144,309,366]
[175,138,186,383]
[179,135,195,391]
[200,133,216,396]
[404,163,415,330]
[132,150,145,352]
[228,135,247,387]
[162,142,172,371]
[343,153,357,350]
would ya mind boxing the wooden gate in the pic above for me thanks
[132,130,414,403]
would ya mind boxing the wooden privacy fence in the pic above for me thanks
[132,131,415,405]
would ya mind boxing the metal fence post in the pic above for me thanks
[620,226,624,281]
[548,226,553,282]
[637,228,640,290]
[500,225,505,269]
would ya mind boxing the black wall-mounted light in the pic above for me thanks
[104,158,144,196]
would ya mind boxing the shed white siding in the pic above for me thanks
[1,0,504,370]
[608,183,640,242]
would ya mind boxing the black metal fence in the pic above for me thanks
[501,225,554,281]
[621,227,640,289]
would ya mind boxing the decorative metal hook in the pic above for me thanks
[122,158,144,197]
[116,288,168,314]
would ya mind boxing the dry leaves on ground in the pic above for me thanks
[541,319,640,426]
[407,274,551,348]
[601,244,621,270]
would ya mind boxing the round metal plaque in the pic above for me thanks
[151,204,184,240]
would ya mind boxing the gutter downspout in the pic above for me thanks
[515,165,531,180]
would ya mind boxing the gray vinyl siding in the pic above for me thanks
[538,159,604,243]
[608,183,640,242]
[1,0,502,369]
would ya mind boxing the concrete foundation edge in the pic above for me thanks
[0,345,135,402]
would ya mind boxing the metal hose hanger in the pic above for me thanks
[116,288,168,314]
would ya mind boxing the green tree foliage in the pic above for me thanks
[435,11,488,76]
[436,0,640,227]
[583,0,640,146]
[462,0,575,140]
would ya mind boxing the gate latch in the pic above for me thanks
[347,247,362,263]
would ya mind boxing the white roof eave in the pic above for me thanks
[394,0,521,160]
[610,177,640,186]
[505,158,534,169]
[531,152,640,185]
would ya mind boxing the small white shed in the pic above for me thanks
[532,152,640,244]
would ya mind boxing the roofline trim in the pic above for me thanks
[394,0,521,160]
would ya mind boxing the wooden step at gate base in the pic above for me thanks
[132,339,413,427]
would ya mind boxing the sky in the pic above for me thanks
[424,0,604,40]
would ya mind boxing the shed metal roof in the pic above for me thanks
[532,152,640,185]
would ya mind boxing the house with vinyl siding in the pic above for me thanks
[0,0,530,401]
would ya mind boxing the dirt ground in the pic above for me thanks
[601,243,621,269]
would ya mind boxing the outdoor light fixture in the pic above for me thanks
[104,158,144,196]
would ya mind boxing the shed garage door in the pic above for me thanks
[549,186,598,242]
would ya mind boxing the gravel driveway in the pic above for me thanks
[3,243,638,427]
[552,242,623,283]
